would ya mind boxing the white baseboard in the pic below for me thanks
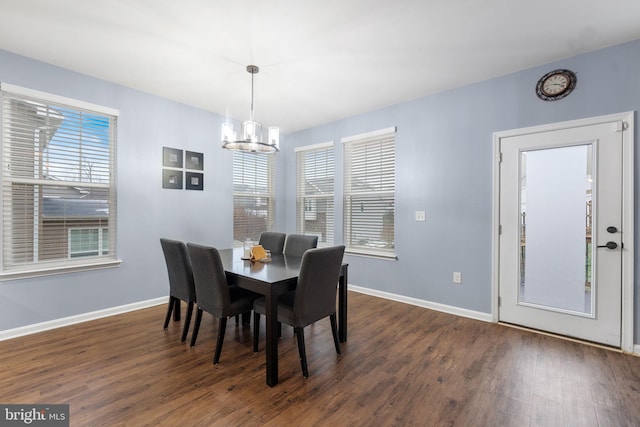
[348,284,493,322]
[0,296,168,341]
[634,345,640,357]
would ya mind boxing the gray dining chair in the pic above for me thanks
[283,234,318,257]
[160,238,196,342]
[278,233,319,337]
[258,231,286,255]
[187,243,260,364]
[253,245,345,377]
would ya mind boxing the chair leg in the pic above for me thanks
[213,317,227,364]
[253,312,260,353]
[163,296,175,329]
[181,301,194,342]
[242,311,251,325]
[190,308,203,347]
[330,313,341,355]
[235,315,239,325]
[172,298,181,321]
[295,326,309,378]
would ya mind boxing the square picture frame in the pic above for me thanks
[162,169,183,189]
[185,151,204,171]
[185,172,204,191]
[163,147,183,168]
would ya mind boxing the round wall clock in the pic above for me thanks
[535,69,577,101]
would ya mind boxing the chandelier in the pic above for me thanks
[221,65,279,153]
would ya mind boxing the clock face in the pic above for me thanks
[542,74,569,95]
[536,69,577,101]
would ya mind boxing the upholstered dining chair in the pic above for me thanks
[160,238,196,342]
[258,231,286,255]
[186,243,260,364]
[278,233,319,337]
[253,245,345,377]
[283,234,318,257]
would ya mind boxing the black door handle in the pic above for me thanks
[597,241,618,250]
[607,226,618,233]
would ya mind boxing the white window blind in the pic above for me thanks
[233,151,274,243]
[296,142,334,246]
[1,83,118,279]
[343,127,396,258]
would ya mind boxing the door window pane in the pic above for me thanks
[519,144,593,315]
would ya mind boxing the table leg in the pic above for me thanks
[338,265,348,342]
[265,291,279,387]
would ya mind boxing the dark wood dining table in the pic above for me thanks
[219,248,348,387]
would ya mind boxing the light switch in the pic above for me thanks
[415,211,426,221]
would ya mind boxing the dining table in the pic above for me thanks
[219,248,348,387]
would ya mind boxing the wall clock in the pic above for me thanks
[535,69,577,101]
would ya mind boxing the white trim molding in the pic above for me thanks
[349,284,493,322]
[0,297,167,341]
[294,140,334,152]
[1,82,120,116]
[341,126,397,143]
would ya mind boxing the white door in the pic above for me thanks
[497,115,632,347]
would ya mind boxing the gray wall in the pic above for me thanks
[0,38,638,345]
[281,39,640,344]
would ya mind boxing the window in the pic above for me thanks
[233,151,274,243]
[343,127,396,258]
[69,228,109,258]
[1,83,118,279]
[296,142,334,245]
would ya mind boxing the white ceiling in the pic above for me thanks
[2,0,640,134]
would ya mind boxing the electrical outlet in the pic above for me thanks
[453,272,462,284]
[415,210,426,221]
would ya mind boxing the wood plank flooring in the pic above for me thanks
[1,291,639,426]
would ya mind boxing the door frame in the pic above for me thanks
[492,112,635,353]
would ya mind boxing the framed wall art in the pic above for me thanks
[163,147,183,168]
[162,169,183,189]
[185,172,204,191]
[185,151,204,171]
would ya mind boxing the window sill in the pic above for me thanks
[344,250,397,261]
[0,259,122,281]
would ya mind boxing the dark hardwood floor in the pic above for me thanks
[1,291,639,426]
